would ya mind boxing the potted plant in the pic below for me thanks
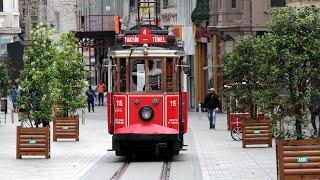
[0,58,10,115]
[223,36,272,147]
[256,6,320,179]
[52,32,87,141]
[16,24,56,159]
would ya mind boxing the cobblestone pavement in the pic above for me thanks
[0,102,110,180]
[189,112,276,180]
[0,99,277,180]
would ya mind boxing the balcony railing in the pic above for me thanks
[76,14,114,32]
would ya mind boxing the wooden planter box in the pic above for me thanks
[276,139,320,180]
[53,116,79,141]
[242,117,272,148]
[16,126,50,159]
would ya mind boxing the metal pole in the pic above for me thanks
[11,109,14,123]
[199,103,201,120]
[82,108,85,124]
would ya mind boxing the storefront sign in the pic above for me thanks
[253,130,261,134]
[298,157,308,163]
[28,140,36,144]
[172,25,183,41]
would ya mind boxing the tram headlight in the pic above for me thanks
[139,106,154,122]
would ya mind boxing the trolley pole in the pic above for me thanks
[199,103,202,120]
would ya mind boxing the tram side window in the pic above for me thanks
[166,58,173,92]
[131,60,145,92]
[147,60,162,91]
[119,59,126,92]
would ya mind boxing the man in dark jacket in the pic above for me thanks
[204,88,221,129]
[86,86,96,112]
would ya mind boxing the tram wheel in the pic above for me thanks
[231,127,242,141]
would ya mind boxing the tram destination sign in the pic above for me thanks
[124,28,167,45]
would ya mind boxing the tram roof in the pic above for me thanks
[108,47,185,58]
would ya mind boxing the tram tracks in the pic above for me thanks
[110,159,172,180]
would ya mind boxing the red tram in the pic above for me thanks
[106,24,189,156]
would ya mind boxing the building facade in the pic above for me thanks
[19,0,47,41]
[46,0,77,40]
[207,0,285,109]
[75,0,123,85]
[159,0,197,109]
[0,0,20,58]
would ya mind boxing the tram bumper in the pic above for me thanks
[112,124,182,156]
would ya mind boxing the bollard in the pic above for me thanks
[11,109,14,124]
[199,103,202,120]
[82,108,85,125]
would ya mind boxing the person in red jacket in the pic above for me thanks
[97,81,106,106]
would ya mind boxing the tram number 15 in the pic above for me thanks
[116,100,123,107]
[170,100,177,107]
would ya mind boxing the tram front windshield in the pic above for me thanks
[116,57,176,93]
[131,59,162,92]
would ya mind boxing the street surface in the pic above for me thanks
[0,100,276,180]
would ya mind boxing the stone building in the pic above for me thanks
[75,0,124,85]
[206,0,286,108]
[286,0,320,7]
[19,0,47,41]
[46,0,77,40]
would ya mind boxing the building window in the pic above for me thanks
[130,0,136,9]
[271,0,286,7]
[163,0,176,9]
[231,0,236,8]
[13,0,15,11]
[0,0,3,12]
[31,16,38,22]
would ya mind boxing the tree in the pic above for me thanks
[191,0,209,22]
[222,35,262,119]
[0,58,11,97]
[53,32,87,117]
[257,6,320,139]
[17,24,57,127]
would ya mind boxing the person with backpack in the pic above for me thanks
[86,86,96,112]
[203,88,221,129]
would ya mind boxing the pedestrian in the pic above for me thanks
[10,85,18,112]
[97,81,106,106]
[203,88,221,129]
[86,86,96,112]
[310,93,320,136]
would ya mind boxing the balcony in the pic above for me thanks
[76,14,115,32]
[0,12,21,34]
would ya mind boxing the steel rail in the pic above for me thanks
[160,160,172,180]
[110,161,130,180]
